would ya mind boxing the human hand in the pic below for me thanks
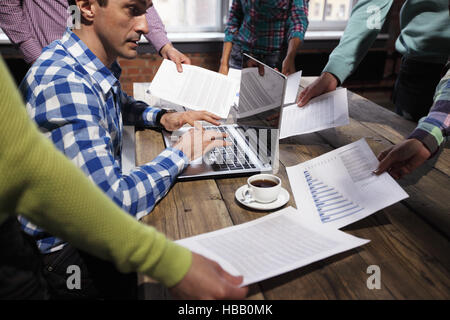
[297,72,338,107]
[169,252,248,300]
[172,123,230,161]
[373,139,431,180]
[219,63,229,75]
[245,59,265,76]
[160,110,221,131]
[161,43,191,73]
[282,56,296,76]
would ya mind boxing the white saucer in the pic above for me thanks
[235,185,290,211]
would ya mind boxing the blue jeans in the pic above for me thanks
[229,43,284,70]
[0,217,49,299]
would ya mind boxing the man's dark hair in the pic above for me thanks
[68,0,108,7]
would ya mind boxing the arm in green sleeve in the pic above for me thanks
[0,58,192,288]
[323,0,394,84]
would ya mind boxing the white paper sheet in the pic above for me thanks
[148,59,240,118]
[284,70,302,104]
[228,68,241,107]
[280,88,350,139]
[176,206,369,286]
[286,139,409,229]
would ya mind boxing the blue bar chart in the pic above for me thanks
[304,170,364,224]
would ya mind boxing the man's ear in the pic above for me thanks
[77,0,97,23]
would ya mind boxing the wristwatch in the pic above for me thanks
[155,108,176,128]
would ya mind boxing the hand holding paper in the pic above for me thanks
[149,59,240,119]
[280,88,350,139]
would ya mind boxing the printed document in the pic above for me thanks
[280,88,349,139]
[176,206,369,286]
[149,59,239,118]
[286,139,409,229]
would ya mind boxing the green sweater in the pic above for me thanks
[324,0,450,84]
[0,58,191,288]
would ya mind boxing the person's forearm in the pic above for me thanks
[0,0,41,63]
[323,0,393,84]
[144,5,170,53]
[285,37,302,62]
[220,42,233,68]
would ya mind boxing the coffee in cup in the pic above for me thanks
[247,174,281,203]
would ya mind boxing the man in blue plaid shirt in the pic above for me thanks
[19,0,228,299]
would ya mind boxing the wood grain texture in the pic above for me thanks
[133,79,450,300]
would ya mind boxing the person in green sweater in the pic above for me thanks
[0,57,248,300]
[297,0,449,122]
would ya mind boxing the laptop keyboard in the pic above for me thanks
[207,126,257,172]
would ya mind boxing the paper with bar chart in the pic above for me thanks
[286,139,409,229]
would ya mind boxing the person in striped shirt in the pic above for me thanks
[219,0,309,76]
[19,0,228,299]
[0,0,190,72]
[374,69,449,180]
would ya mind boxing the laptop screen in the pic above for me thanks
[235,53,287,130]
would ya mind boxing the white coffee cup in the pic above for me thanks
[246,174,281,203]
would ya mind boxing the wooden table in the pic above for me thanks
[134,78,450,300]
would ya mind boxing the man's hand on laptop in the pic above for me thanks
[173,122,230,161]
[160,110,221,131]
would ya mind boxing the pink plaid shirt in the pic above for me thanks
[0,0,170,63]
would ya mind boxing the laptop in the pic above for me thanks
[162,53,287,180]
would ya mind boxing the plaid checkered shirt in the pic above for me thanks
[19,29,189,253]
[224,0,309,55]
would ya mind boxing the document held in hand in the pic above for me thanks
[149,59,239,118]
[286,139,409,229]
[176,206,369,286]
[280,88,350,139]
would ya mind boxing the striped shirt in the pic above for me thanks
[409,69,450,155]
[0,0,169,63]
[224,0,309,55]
[19,29,189,253]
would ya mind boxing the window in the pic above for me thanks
[325,4,332,17]
[154,0,224,32]
[308,0,354,30]
[156,0,354,33]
